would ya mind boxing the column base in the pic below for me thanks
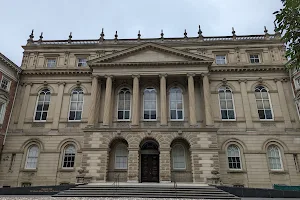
[86,125,95,128]
[160,181,171,183]
[127,180,139,183]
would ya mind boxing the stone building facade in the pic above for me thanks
[0,27,299,189]
[290,62,300,120]
[0,53,21,154]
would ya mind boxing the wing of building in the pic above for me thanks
[0,28,299,188]
[0,53,21,155]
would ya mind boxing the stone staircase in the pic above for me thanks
[53,183,240,199]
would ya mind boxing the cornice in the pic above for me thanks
[90,60,212,67]
[0,52,22,73]
[210,65,286,72]
[23,34,282,51]
[21,68,91,76]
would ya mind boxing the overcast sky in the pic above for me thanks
[0,0,282,65]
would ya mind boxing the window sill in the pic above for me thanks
[227,170,247,174]
[111,169,127,172]
[171,169,190,172]
[269,170,288,174]
[20,168,37,172]
[58,168,75,172]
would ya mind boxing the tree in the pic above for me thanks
[274,0,300,69]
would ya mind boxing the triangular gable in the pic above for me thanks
[88,42,214,65]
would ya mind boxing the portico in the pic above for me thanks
[80,42,219,184]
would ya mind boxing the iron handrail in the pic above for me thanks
[112,173,120,195]
[173,173,177,198]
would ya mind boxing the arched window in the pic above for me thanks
[62,145,76,168]
[68,88,84,121]
[25,145,39,169]
[218,86,235,120]
[255,86,273,120]
[172,144,186,169]
[143,88,157,120]
[227,145,241,169]
[169,87,183,120]
[34,89,51,121]
[115,144,128,169]
[117,88,131,120]
[267,145,283,170]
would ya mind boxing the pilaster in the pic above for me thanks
[274,78,293,129]
[17,82,32,129]
[239,79,254,129]
[159,148,171,183]
[51,82,66,129]
[127,148,139,183]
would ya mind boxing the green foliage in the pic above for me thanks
[274,0,300,69]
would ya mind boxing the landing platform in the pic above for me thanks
[87,182,209,187]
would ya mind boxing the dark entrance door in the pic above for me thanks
[141,154,159,182]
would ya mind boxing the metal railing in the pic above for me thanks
[172,173,178,198]
[112,173,120,195]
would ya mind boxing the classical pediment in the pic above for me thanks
[88,43,213,66]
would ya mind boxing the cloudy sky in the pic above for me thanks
[0,0,282,65]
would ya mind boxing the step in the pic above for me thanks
[66,189,228,194]
[54,194,239,199]
[53,185,240,199]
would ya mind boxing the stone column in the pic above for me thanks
[187,74,197,126]
[159,74,167,126]
[17,83,32,129]
[131,75,140,126]
[202,73,213,126]
[275,78,293,129]
[88,75,101,127]
[159,148,171,183]
[103,75,113,126]
[51,82,66,130]
[239,79,254,129]
[127,148,139,182]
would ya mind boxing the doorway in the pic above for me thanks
[140,139,159,182]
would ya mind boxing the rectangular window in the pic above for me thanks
[228,156,241,169]
[249,54,260,63]
[46,58,56,67]
[0,77,11,91]
[77,58,87,67]
[115,156,128,169]
[296,78,300,87]
[216,55,226,64]
[0,103,6,124]
[9,153,16,171]
[294,154,299,172]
